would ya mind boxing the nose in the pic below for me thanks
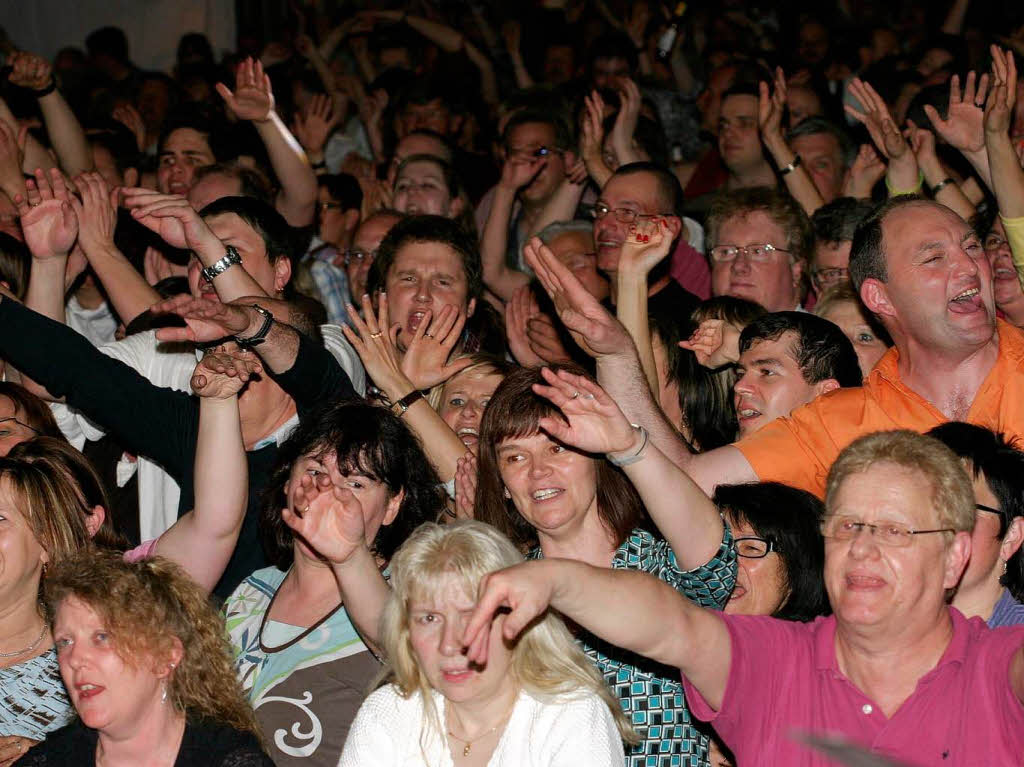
[730,252,752,275]
[440,615,465,656]
[528,455,553,479]
[847,524,881,559]
[415,279,432,304]
[733,371,755,396]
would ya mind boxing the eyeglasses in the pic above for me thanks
[344,249,377,267]
[591,203,671,224]
[0,417,39,435]
[984,234,1008,251]
[820,515,955,547]
[507,144,565,160]
[710,243,791,263]
[734,536,777,559]
[318,202,344,213]
[812,267,849,287]
[976,502,1005,518]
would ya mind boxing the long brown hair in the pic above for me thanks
[474,365,646,549]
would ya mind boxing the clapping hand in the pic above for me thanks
[454,451,477,519]
[845,78,912,160]
[842,144,886,198]
[758,67,788,149]
[618,216,673,277]
[69,172,119,255]
[7,50,52,91]
[399,303,473,389]
[293,93,341,155]
[984,45,1017,138]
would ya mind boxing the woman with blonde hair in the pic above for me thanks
[19,550,272,766]
[339,520,633,765]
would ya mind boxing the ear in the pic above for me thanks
[84,505,106,538]
[156,636,185,679]
[664,215,683,240]
[860,278,895,319]
[503,487,511,500]
[1000,516,1024,561]
[466,296,477,319]
[943,531,973,589]
[790,257,804,287]
[382,488,405,528]
[124,168,140,188]
[448,195,466,218]
[273,255,293,295]
[343,209,360,234]
[813,378,840,398]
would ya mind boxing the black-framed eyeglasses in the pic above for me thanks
[734,536,777,559]
[976,502,1004,518]
[0,417,39,435]
[591,202,671,224]
[820,515,955,547]
[710,243,791,263]
[344,249,377,267]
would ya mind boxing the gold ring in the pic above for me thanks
[369,331,383,338]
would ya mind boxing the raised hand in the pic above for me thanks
[758,66,788,148]
[121,188,221,252]
[399,303,473,389]
[69,172,119,255]
[619,217,673,277]
[340,291,413,398]
[504,285,546,368]
[151,295,253,344]
[525,311,572,364]
[924,71,989,157]
[844,78,911,160]
[679,318,740,369]
[985,46,1017,137]
[523,236,633,359]
[609,78,642,165]
[499,152,545,193]
[7,51,52,91]
[15,168,77,260]
[293,92,340,155]
[216,57,274,123]
[842,143,887,199]
[281,470,369,565]
[532,366,637,454]
[191,346,262,398]
[454,451,477,519]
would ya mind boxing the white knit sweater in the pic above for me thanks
[338,684,624,766]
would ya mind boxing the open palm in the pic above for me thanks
[532,367,636,454]
[282,476,367,565]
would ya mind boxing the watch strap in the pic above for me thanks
[391,389,424,417]
[200,245,242,283]
[234,304,274,347]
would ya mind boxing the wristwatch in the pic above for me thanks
[234,304,274,348]
[200,246,242,283]
[391,389,424,417]
[778,154,802,176]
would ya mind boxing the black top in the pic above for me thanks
[20,716,274,766]
[0,299,358,597]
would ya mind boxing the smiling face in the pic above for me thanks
[711,210,801,311]
[824,462,968,632]
[407,575,516,706]
[54,597,169,737]
[383,241,476,351]
[818,300,888,378]
[438,371,503,454]
[734,332,829,438]
[593,171,673,276]
[984,217,1023,310]
[187,212,290,301]
[157,128,215,195]
[724,517,790,616]
[0,477,47,605]
[863,204,995,355]
[496,431,600,541]
[284,449,402,564]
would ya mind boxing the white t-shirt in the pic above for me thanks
[51,325,365,540]
[339,685,624,767]
[65,294,118,347]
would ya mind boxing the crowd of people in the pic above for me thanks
[0,0,1023,764]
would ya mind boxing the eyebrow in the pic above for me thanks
[749,357,785,368]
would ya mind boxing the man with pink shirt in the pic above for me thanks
[465,429,1024,766]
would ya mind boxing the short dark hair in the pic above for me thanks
[87,120,143,176]
[474,365,647,550]
[787,117,856,168]
[738,311,862,388]
[319,173,363,212]
[502,109,572,152]
[0,233,31,300]
[811,197,875,245]
[85,26,129,62]
[848,195,926,289]
[193,163,274,205]
[713,482,829,622]
[198,196,295,265]
[367,215,483,304]
[262,401,443,569]
[157,106,230,160]
[927,422,1024,601]
[610,161,684,217]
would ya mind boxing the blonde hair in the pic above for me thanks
[378,521,638,753]
[426,354,515,412]
[825,430,975,532]
[44,550,262,738]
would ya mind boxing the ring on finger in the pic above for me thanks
[369,331,383,338]
[571,390,580,399]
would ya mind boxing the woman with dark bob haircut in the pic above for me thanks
[712,482,829,622]
[223,401,443,766]
[471,363,738,765]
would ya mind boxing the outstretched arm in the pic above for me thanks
[760,68,824,215]
[154,349,256,593]
[464,558,733,711]
[846,77,921,194]
[19,168,78,324]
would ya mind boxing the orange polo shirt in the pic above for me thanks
[735,320,1024,498]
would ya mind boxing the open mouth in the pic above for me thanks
[948,286,982,313]
[76,683,105,700]
[457,427,479,447]
[407,311,427,333]
[531,488,563,501]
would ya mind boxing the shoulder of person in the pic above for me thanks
[178,717,272,766]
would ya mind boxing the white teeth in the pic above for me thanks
[80,684,96,690]
[739,409,760,418]
[457,428,478,436]
[953,288,979,300]
[532,488,561,500]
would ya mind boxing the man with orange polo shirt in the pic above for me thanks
[530,195,1024,500]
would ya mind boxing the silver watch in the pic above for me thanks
[200,246,242,283]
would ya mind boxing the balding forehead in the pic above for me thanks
[602,171,663,211]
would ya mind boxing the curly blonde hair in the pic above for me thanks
[44,550,261,738]
[379,521,638,754]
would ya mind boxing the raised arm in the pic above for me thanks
[760,68,824,216]
[8,51,92,177]
[924,71,994,190]
[985,49,1024,216]
[845,77,921,194]
[533,367,725,569]
[0,118,27,205]
[464,557,732,711]
[480,155,542,300]
[154,348,256,593]
[18,168,78,324]
[217,58,318,227]
[905,120,976,220]
[0,95,56,176]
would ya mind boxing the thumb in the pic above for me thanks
[191,373,208,390]
[444,355,474,377]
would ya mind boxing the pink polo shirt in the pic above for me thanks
[683,608,1024,766]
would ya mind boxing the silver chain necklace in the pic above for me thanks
[0,623,47,658]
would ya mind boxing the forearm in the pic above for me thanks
[84,243,161,325]
[941,0,970,34]
[615,269,659,394]
[255,112,318,227]
[510,52,534,90]
[465,44,499,107]
[37,91,93,176]
[332,544,391,651]
[765,139,824,216]
[203,248,269,301]
[24,257,67,323]
[530,180,586,235]
[405,15,465,52]
[987,134,1024,219]
[481,186,529,300]
[919,160,976,221]
[885,154,922,196]
[269,318,357,406]
[0,98,54,174]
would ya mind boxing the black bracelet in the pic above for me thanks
[311,160,326,170]
[930,177,957,196]
[31,79,56,98]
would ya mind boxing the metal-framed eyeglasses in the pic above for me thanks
[819,515,955,547]
[591,203,672,224]
[709,243,791,263]
[344,249,377,267]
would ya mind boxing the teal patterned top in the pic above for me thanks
[529,524,736,767]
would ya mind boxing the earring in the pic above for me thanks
[161,683,168,703]
[503,487,511,499]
